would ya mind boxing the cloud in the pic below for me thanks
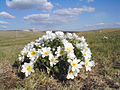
[0,25,7,29]
[23,6,95,29]
[6,0,53,11]
[114,22,120,26]
[54,3,61,7]
[88,0,94,3]
[0,21,9,24]
[94,12,107,20]
[24,14,49,20]
[24,14,72,28]
[0,11,15,19]
[79,0,94,3]
[53,6,95,16]
[85,22,120,27]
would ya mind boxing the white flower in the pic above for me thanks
[66,33,73,39]
[76,43,81,49]
[18,55,24,61]
[81,48,92,60]
[49,54,58,67]
[21,48,29,56]
[55,46,64,57]
[62,40,74,53]
[21,62,35,77]
[55,31,64,39]
[42,31,52,40]
[76,42,88,50]
[46,31,52,35]
[36,38,44,44]
[80,36,86,42]
[64,43,74,53]
[35,42,40,47]
[84,60,94,71]
[21,42,34,55]
[27,48,38,62]
[66,66,78,79]
[103,36,108,39]
[41,35,47,40]
[62,39,68,43]
[73,33,79,39]
[67,51,76,59]
[45,31,56,40]
[81,42,88,49]
[40,47,51,58]
[67,58,82,72]
[52,48,55,51]
[26,41,35,50]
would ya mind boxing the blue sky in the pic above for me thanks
[0,0,120,31]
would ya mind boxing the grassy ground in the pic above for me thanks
[0,29,120,89]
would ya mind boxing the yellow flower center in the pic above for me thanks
[72,62,77,67]
[30,51,35,55]
[86,62,88,66]
[44,52,49,56]
[66,47,70,52]
[23,52,27,55]
[83,53,86,56]
[69,70,73,75]
[26,66,31,71]
[36,44,39,47]
[59,50,63,54]
[51,58,55,62]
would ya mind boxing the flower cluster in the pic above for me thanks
[17,31,95,80]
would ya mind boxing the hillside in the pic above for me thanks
[0,28,120,89]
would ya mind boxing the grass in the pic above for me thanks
[0,29,120,89]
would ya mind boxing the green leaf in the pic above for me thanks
[54,66,59,73]
[46,60,50,66]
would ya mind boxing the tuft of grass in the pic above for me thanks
[0,29,120,89]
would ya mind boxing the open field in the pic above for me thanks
[0,29,120,89]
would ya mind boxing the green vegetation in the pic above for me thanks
[0,29,120,89]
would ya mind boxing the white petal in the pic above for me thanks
[76,68,80,73]
[25,72,29,77]
[77,64,82,68]
[67,75,70,79]
[73,59,78,63]
[32,69,35,73]
[67,59,72,63]
[77,59,80,63]
[74,71,78,76]
[89,61,94,66]
[71,75,74,79]
[21,69,25,73]
[80,61,85,65]
[86,67,91,71]
[72,67,75,71]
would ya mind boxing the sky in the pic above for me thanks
[0,0,120,31]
